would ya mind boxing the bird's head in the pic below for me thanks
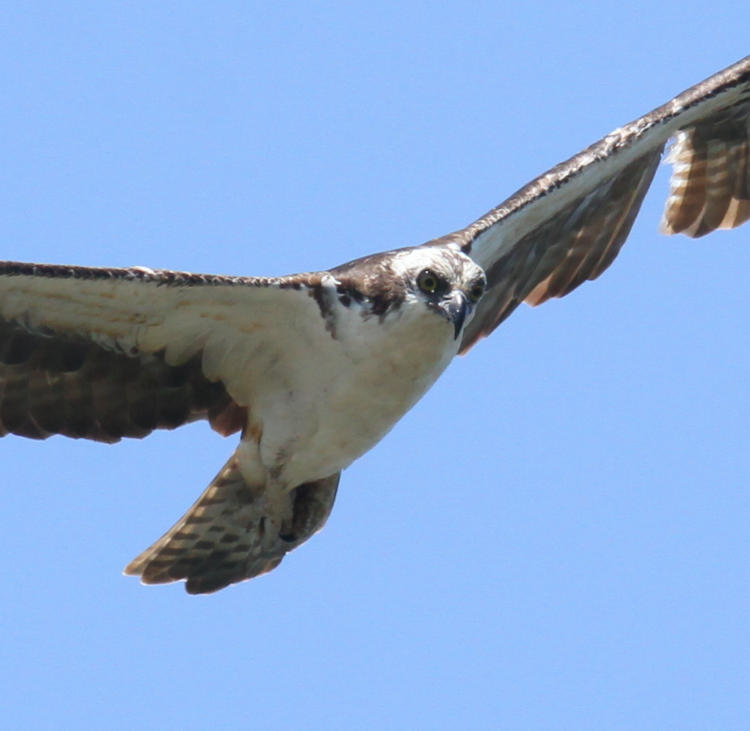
[329,244,486,338]
[392,246,486,339]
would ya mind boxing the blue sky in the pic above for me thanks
[2,3,749,729]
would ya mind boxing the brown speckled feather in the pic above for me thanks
[661,118,750,236]
[0,319,239,442]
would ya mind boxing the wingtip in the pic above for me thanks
[122,548,151,577]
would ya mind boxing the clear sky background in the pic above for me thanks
[2,3,749,730]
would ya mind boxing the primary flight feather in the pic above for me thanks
[2,55,749,593]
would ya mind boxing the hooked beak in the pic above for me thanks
[437,290,471,340]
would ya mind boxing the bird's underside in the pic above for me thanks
[1,54,749,592]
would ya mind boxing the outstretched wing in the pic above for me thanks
[435,55,750,352]
[0,262,329,443]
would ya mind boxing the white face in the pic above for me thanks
[390,247,487,338]
[390,247,486,297]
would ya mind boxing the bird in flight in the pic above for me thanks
[2,56,749,593]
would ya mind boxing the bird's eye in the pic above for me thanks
[468,282,485,303]
[417,269,440,294]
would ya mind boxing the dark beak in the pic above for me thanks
[439,290,471,340]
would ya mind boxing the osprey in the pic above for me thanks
[2,56,749,593]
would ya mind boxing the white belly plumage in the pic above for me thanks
[248,298,459,488]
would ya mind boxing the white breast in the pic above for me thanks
[254,295,459,488]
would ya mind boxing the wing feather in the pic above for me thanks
[0,262,327,443]
[441,55,750,352]
[662,118,750,235]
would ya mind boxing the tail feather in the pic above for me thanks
[124,452,340,594]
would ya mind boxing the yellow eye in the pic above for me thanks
[417,269,440,294]
[468,282,485,303]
